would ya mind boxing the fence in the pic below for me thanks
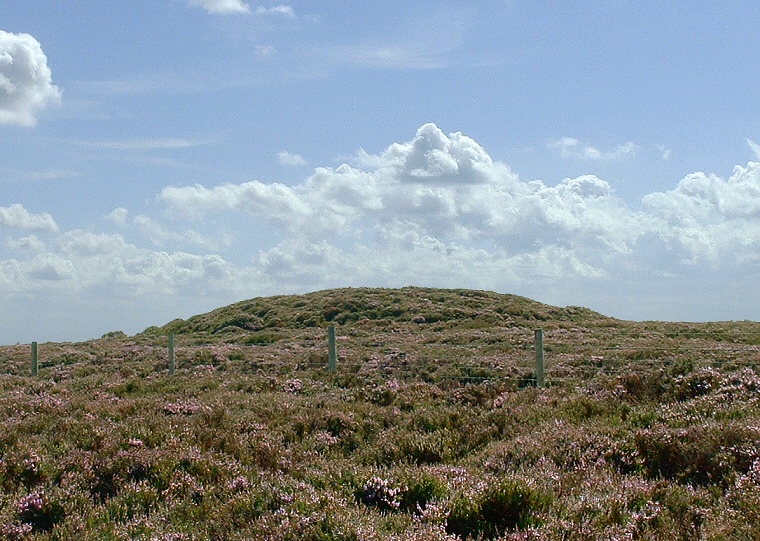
[18,325,760,386]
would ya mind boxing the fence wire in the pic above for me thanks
[3,325,760,386]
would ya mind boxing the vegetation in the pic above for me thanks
[2,286,760,539]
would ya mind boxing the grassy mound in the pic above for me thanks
[148,287,609,340]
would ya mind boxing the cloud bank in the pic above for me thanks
[160,123,712,283]
[2,123,760,342]
[0,31,61,127]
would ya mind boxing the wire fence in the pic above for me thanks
[6,324,760,386]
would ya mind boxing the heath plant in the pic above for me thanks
[2,288,760,539]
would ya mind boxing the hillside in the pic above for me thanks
[148,287,609,338]
[1,287,760,540]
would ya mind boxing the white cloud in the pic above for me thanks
[255,5,295,18]
[161,123,641,276]
[549,137,638,161]
[1,229,236,297]
[0,204,58,232]
[278,151,307,167]
[134,215,223,250]
[6,124,760,343]
[642,162,760,264]
[161,180,314,226]
[747,138,760,160]
[5,235,44,252]
[326,43,448,70]
[28,254,74,281]
[160,123,760,291]
[25,169,79,181]
[317,11,462,71]
[377,123,510,184]
[0,31,62,127]
[255,45,277,58]
[107,207,129,226]
[107,208,222,249]
[85,138,206,150]
[189,0,250,14]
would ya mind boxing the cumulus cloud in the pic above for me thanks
[28,254,74,281]
[5,235,44,252]
[1,229,235,296]
[161,123,642,280]
[162,180,314,226]
[0,31,62,127]
[188,0,251,14]
[378,123,505,183]
[549,137,638,161]
[278,151,307,167]
[160,123,760,294]
[0,204,58,232]
[5,123,760,343]
[642,162,760,264]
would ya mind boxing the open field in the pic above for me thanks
[2,287,760,540]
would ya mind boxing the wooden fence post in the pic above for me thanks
[328,326,337,372]
[31,342,38,376]
[168,333,175,375]
[535,329,545,388]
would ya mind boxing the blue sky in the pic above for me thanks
[2,1,760,344]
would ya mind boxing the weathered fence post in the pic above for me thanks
[535,329,545,388]
[328,326,337,372]
[168,333,175,375]
[31,342,38,376]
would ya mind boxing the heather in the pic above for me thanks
[2,287,760,540]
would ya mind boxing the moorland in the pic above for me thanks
[2,287,760,540]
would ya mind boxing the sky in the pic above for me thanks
[2,1,760,344]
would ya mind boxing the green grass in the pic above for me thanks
[2,287,760,539]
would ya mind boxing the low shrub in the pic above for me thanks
[617,371,667,401]
[356,477,406,513]
[15,491,64,532]
[445,478,550,540]
[356,473,447,516]
[635,423,760,487]
[4,289,760,539]
[671,367,722,401]
[365,429,458,466]
[399,473,447,514]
